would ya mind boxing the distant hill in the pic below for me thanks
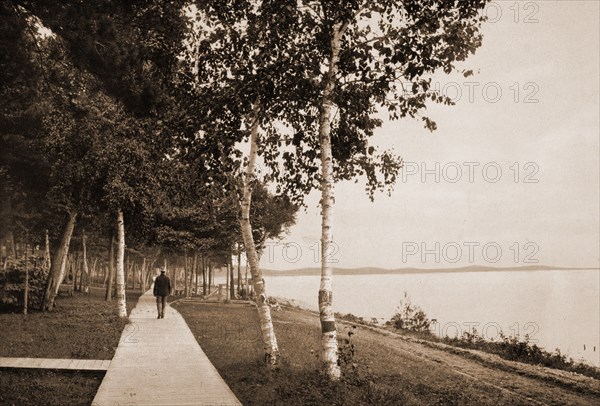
[261,265,599,277]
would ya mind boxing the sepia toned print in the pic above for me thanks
[1,1,598,405]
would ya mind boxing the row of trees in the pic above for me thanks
[1,1,489,379]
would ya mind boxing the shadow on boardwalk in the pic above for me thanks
[92,290,241,406]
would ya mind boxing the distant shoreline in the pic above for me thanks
[262,265,600,277]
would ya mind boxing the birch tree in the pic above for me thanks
[81,229,90,293]
[42,211,77,310]
[189,0,310,367]
[115,209,127,317]
[277,0,488,378]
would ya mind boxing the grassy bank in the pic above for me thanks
[0,287,143,405]
[332,311,600,380]
[174,301,600,405]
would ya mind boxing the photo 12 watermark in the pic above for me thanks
[401,241,540,264]
[482,1,541,24]
[430,320,540,343]
[400,80,541,104]
[401,161,540,184]
[263,241,340,264]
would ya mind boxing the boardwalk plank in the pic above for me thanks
[0,357,110,371]
[92,290,241,406]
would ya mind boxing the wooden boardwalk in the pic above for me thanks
[92,290,241,406]
[0,357,110,371]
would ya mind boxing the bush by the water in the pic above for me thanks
[0,260,48,311]
[388,292,432,332]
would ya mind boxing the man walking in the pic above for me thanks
[153,269,171,319]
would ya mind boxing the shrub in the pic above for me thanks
[389,292,432,332]
[335,312,370,326]
[442,330,600,380]
[0,259,48,311]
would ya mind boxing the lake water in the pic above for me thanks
[263,269,600,367]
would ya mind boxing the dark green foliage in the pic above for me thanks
[0,260,48,311]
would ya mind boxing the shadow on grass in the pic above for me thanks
[218,359,413,406]
[0,368,103,406]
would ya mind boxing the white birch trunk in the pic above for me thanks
[141,257,147,292]
[105,236,115,301]
[225,260,230,302]
[82,230,90,294]
[239,105,280,367]
[317,24,346,380]
[116,208,127,318]
[43,211,77,311]
[44,229,51,271]
[184,255,189,297]
[91,258,98,287]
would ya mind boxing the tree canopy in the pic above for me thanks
[1,0,488,378]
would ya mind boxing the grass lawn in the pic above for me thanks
[0,286,143,406]
[0,369,104,406]
[174,302,536,405]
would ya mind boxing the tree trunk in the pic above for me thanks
[237,243,242,296]
[131,262,135,290]
[24,241,29,316]
[245,261,249,296]
[115,209,127,318]
[124,255,129,290]
[103,263,107,287]
[239,104,280,367]
[141,258,147,292]
[71,255,77,291]
[113,209,127,316]
[183,254,189,297]
[192,254,197,296]
[225,260,230,302]
[171,261,177,293]
[105,235,115,301]
[229,253,235,300]
[192,253,197,296]
[91,258,97,288]
[208,259,212,294]
[43,229,51,270]
[8,230,16,261]
[202,255,207,296]
[82,230,90,294]
[42,211,77,311]
[316,24,346,380]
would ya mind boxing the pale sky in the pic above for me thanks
[262,1,600,270]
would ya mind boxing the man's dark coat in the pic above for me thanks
[154,273,171,297]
